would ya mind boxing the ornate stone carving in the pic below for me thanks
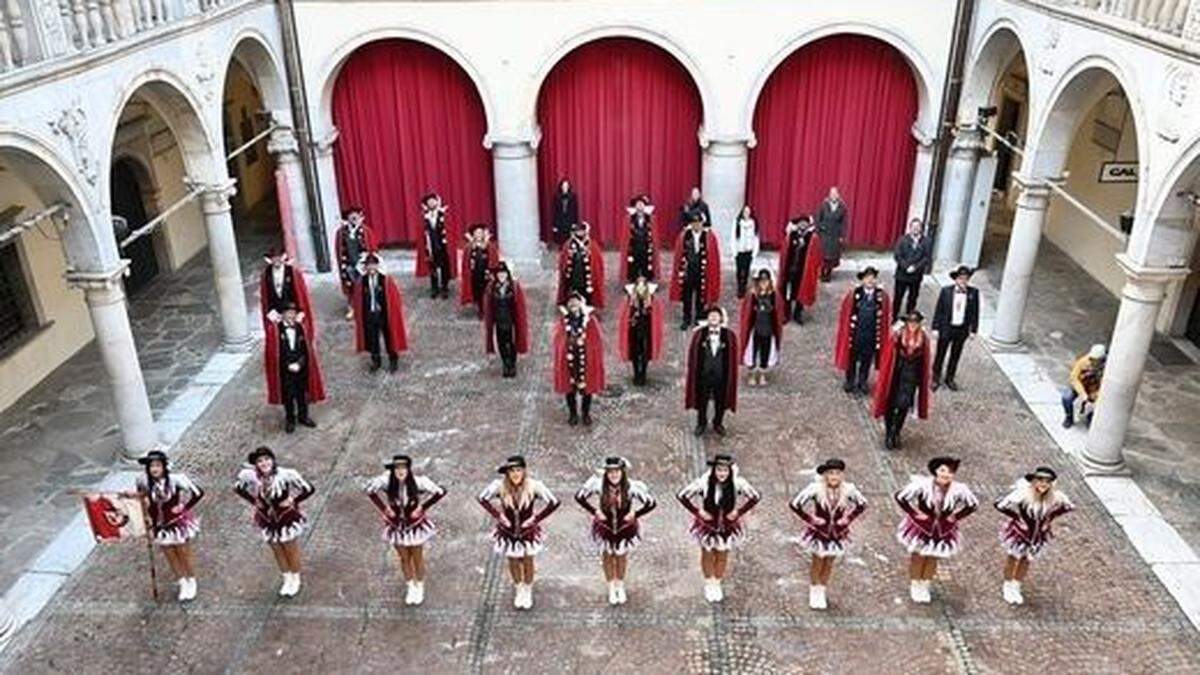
[48,103,98,186]
[193,42,217,102]
[1156,64,1194,143]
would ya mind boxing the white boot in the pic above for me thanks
[290,573,302,596]
[279,574,292,597]
[405,581,418,605]
[615,580,627,605]
[1001,580,1015,604]
[711,579,724,602]
[703,579,715,602]
[809,585,827,610]
[513,584,525,609]
[917,580,932,604]
[182,578,197,601]
[1010,581,1024,605]
[523,583,535,609]
[412,581,425,605]
[909,580,922,603]
[607,581,619,605]
[177,579,189,602]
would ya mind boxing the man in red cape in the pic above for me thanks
[777,215,822,324]
[264,303,325,433]
[334,207,376,319]
[685,306,739,436]
[738,269,786,387]
[260,249,315,338]
[483,261,529,378]
[557,221,606,308]
[552,292,605,426]
[834,266,891,395]
[617,276,664,386]
[352,253,409,373]
[621,195,659,283]
[872,310,933,450]
[460,223,500,315]
[417,192,457,299]
[671,213,721,330]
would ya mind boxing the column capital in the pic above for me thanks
[314,128,340,157]
[1012,173,1058,206]
[949,123,986,154]
[266,127,300,158]
[698,128,756,151]
[188,178,238,215]
[65,261,130,292]
[1115,253,1190,302]
[910,123,936,148]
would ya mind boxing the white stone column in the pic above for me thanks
[1081,256,1189,474]
[907,128,936,222]
[490,138,541,266]
[314,129,343,264]
[197,180,252,350]
[700,136,751,255]
[66,264,158,459]
[267,128,317,272]
[934,125,985,262]
[990,177,1052,347]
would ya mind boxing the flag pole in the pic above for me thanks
[140,496,159,604]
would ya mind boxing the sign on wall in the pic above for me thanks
[1099,162,1138,183]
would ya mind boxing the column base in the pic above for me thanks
[220,334,256,353]
[1076,448,1131,476]
[986,334,1024,352]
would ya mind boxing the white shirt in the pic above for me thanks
[282,324,298,350]
[689,229,703,254]
[951,287,968,326]
[272,265,285,297]
[368,274,380,313]
[707,329,722,355]
[733,218,759,255]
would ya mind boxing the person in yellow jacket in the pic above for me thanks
[1061,344,1106,428]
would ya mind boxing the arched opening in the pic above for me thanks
[221,57,280,253]
[746,34,919,249]
[975,44,1029,266]
[535,37,703,245]
[109,156,160,294]
[330,38,495,247]
[1147,151,1200,345]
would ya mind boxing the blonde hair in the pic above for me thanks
[499,472,534,510]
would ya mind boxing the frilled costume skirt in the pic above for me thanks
[797,525,852,558]
[999,520,1053,560]
[897,515,962,558]
[689,516,745,552]
[383,516,437,548]
[491,523,545,558]
[151,512,200,547]
[254,508,308,544]
[590,519,641,556]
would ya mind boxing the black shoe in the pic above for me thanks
[884,433,893,450]
[1062,417,1074,429]
[441,288,450,299]
[858,383,871,396]
[568,412,579,426]
[285,420,296,434]
[795,314,805,325]
[370,359,382,373]
[693,423,706,437]
[842,381,854,393]
[680,321,691,331]
[430,288,439,299]
[931,378,941,392]
[893,435,903,450]
[945,380,959,392]
[299,417,317,429]
[582,413,593,427]
[388,357,399,373]
[713,424,726,437]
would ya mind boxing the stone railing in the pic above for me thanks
[0,0,241,77]
[1045,0,1200,41]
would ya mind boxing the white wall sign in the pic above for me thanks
[1099,162,1139,183]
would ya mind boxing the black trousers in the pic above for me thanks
[496,324,517,372]
[845,345,875,390]
[566,391,592,416]
[681,275,703,326]
[752,334,772,369]
[735,252,753,297]
[884,405,908,440]
[893,278,921,317]
[696,383,726,428]
[282,374,308,422]
[934,326,968,383]
[365,311,397,364]
[430,251,452,292]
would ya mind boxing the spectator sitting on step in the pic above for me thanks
[1061,344,1106,429]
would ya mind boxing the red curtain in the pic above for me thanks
[537,38,702,246]
[747,35,918,250]
[332,39,494,247]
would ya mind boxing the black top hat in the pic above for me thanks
[264,247,287,260]
[282,301,300,313]
[600,456,628,471]
[247,446,276,465]
[628,195,650,207]
[755,268,773,281]
[704,305,724,317]
[342,205,364,218]
[364,253,381,266]
[950,265,974,280]
[816,458,846,474]
[903,310,925,323]
[572,221,589,232]
[497,455,527,474]
[788,214,812,224]
[491,260,511,276]
[137,449,169,466]
[467,222,490,234]
[1024,466,1058,482]
[927,456,961,475]
[857,266,880,280]
[421,192,440,203]
[384,454,412,470]
[687,212,705,224]
[707,453,734,468]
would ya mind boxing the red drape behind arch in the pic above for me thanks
[747,35,918,250]
[536,38,703,246]
[332,39,494,247]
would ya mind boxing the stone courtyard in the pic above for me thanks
[1,249,1197,674]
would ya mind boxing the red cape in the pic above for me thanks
[552,312,606,395]
[483,280,530,355]
[684,326,739,412]
[670,229,721,305]
[737,290,785,366]
[777,231,823,308]
[556,238,606,308]
[351,274,409,354]
[872,329,932,420]
[334,224,376,293]
[259,264,316,339]
[415,211,458,279]
[619,217,660,282]
[264,321,326,405]
[616,293,664,362]
[833,286,891,371]
[459,240,500,306]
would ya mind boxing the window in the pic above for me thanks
[0,242,37,351]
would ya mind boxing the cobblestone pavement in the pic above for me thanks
[0,223,277,593]
[2,250,1196,674]
[976,223,1200,554]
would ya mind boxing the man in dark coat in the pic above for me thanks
[833,267,891,395]
[931,265,980,391]
[264,303,324,433]
[892,218,932,317]
[815,187,847,281]
[685,306,739,437]
[679,186,712,232]
[551,179,579,245]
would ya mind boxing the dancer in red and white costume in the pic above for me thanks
[789,458,866,610]
[234,446,315,597]
[127,449,204,601]
[677,454,760,603]
[894,456,978,603]
[477,455,560,609]
[994,466,1073,605]
[365,454,446,606]
[574,457,657,605]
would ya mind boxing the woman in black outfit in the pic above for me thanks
[552,179,579,245]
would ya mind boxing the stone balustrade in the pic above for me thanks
[1042,0,1200,42]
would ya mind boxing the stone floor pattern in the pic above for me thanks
[2,251,1198,674]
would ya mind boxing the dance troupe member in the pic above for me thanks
[483,261,530,378]
[738,269,784,388]
[558,221,605,308]
[994,466,1073,605]
[622,194,659,282]
[732,205,760,299]
[685,306,739,436]
[616,275,664,386]
[834,266,891,395]
[478,455,560,609]
[894,456,977,603]
[365,454,446,605]
[551,179,579,245]
[334,207,375,319]
[677,454,760,602]
[352,254,409,373]
[461,223,499,317]
[574,456,657,605]
[873,311,933,450]
[789,458,867,609]
[260,248,315,337]
[671,213,721,329]
[777,215,822,324]
[264,302,325,433]
[552,292,606,426]
[234,446,315,597]
[419,192,456,298]
[127,449,204,601]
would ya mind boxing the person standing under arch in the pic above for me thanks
[815,187,847,281]
[622,194,659,282]
[892,218,932,317]
[334,207,375,320]
[778,215,822,324]
[671,214,721,330]
[551,179,579,245]
[418,192,456,299]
